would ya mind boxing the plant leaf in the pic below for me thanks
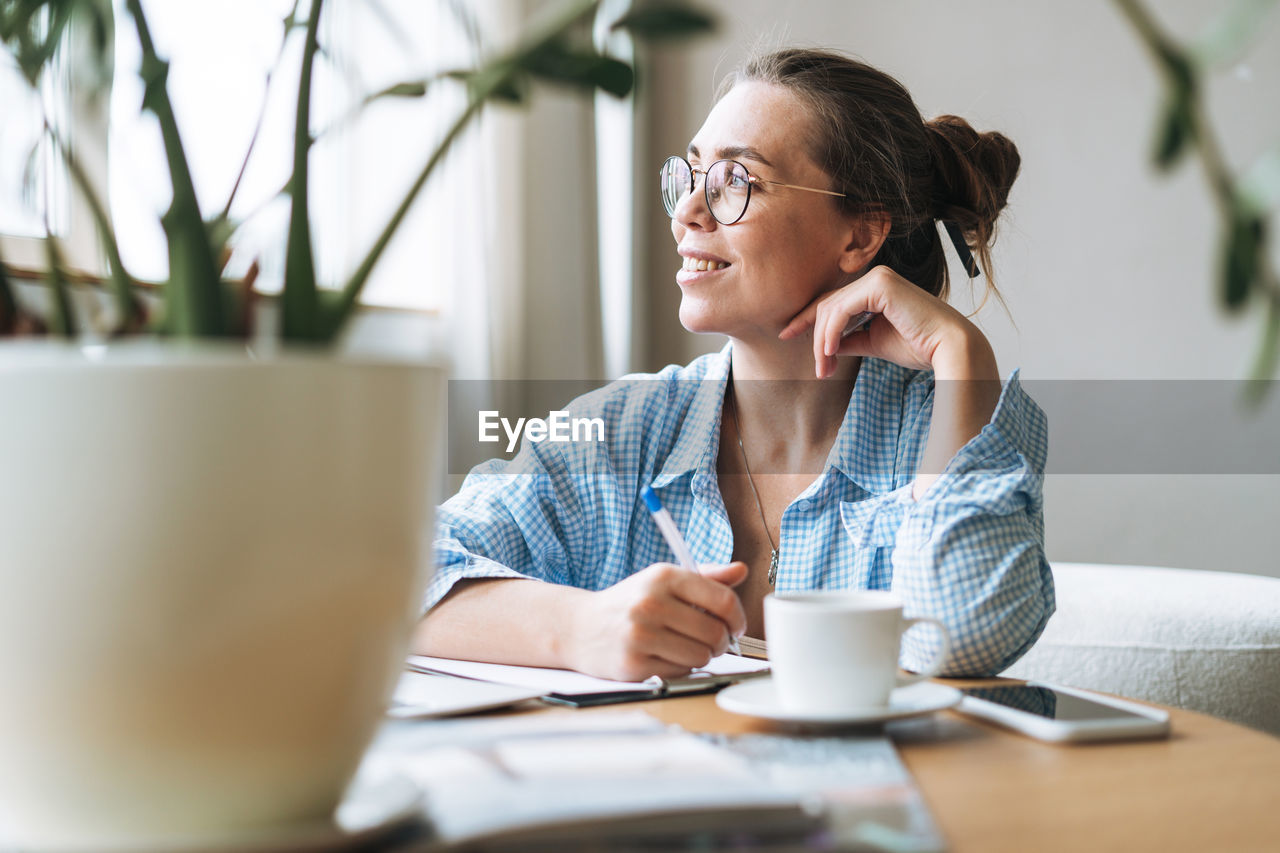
[1153,89,1194,171]
[1221,208,1265,310]
[609,2,714,40]
[42,234,77,338]
[0,255,16,335]
[126,0,225,337]
[1244,297,1280,404]
[364,80,429,105]
[448,65,528,104]
[1191,0,1278,67]
[522,39,633,97]
[1238,142,1280,216]
[281,0,325,342]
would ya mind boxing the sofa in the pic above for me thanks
[1002,562,1280,737]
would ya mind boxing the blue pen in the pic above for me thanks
[641,485,742,656]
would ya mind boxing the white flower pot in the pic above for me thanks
[0,342,443,849]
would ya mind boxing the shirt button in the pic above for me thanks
[795,499,811,511]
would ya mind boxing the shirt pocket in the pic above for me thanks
[839,494,908,589]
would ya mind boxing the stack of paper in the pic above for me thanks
[363,711,946,851]
[406,652,770,706]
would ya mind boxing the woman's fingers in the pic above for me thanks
[589,563,748,680]
[778,299,819,340]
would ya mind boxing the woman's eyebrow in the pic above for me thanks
[686,143,775,168]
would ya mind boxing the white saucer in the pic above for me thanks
[716,679,962,726]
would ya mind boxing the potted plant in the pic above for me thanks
[0,0,712,847]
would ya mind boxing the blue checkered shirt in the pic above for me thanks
[431,345,1054,676]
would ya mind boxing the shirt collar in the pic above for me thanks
[650,344,731,490]
[650,345,909,495]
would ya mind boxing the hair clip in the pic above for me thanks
[942,220,981,279]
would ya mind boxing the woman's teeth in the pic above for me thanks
[682,257,729,272]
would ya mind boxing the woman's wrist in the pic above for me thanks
[930,323,999,382]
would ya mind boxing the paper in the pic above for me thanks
[388,670,542,719]
[362,710,945,851]
[405,652,769,697]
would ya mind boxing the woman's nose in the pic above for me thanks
[672,177,716,231]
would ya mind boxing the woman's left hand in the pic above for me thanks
[779,265,992,379]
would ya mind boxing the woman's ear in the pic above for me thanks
[838,211,891,274]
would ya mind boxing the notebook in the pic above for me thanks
[388,670,543,719]
[363,710,946,851]
[405,652,770,707]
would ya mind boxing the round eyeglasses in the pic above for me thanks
[659,155,847,225]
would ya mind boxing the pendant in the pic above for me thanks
[767,548,779,585]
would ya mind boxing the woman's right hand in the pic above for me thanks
[565,562,748,682]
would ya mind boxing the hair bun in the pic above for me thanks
[925,115,1021,240]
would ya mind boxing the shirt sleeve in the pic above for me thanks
[882,370,1054,676]
[426,440,588,614]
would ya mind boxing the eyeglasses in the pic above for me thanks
[659,155,847,225]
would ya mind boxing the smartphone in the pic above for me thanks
[957,682,1170,743]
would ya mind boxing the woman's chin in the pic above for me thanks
[677,304,726,336]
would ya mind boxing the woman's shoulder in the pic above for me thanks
[567,346,729,413]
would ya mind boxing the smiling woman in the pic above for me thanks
[418,47,1054,686]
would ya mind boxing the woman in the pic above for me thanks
[415,48,1053,682]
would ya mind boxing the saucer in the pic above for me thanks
[716,679,962,726]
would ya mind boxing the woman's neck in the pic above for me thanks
[727,337,859,462]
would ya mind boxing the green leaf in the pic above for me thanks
[0,256,16,335]
[1191,0,1278,67]
[281,0,326,342]
[1149,43,1197,171]
[1244,298,1280,404]
[448,66,528,105]
[378,81,428,99]
[1153,90,1193,170]
[1221,208,1265,311]
[522,40,633,97]
[610,2,714,40]
[126,0,224,338]
[1238,142,1280,216]
[42,235,77,339]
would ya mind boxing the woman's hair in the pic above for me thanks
[721,48,1020,303]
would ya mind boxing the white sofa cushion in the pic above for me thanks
[1003,563,1280,736]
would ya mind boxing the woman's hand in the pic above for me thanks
[565,562,748,683]
[779,265,993,380]
[780,265,1003,499]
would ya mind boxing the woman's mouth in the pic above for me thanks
[676,254,731,285]
[681,256,730,272]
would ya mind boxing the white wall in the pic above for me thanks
[638,0,1280,577]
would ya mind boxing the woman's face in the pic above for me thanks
[671,81,858,340]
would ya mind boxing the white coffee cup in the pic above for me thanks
[764,590,951,714]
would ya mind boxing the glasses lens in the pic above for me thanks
[660,157,692,216]
[706,160,750,224]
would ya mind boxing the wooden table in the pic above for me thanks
[615,680,1280,852]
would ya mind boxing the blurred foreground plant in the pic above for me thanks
[1116,0,1280,398]
[0,0,713,343]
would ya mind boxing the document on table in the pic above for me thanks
[362,710,946,851]
[405,652,770,707]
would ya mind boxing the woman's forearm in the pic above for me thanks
[411,578,592,668]
[914,329,1002,500]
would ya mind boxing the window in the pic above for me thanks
[7,0,485,314]
[0,13,102,274]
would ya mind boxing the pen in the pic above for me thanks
[640,485,742,656]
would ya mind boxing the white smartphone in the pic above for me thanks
[957,682,1170,743]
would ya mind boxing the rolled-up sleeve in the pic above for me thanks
[886,371,1054,676]
[427,443,584,614]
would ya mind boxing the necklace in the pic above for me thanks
[728,389,779,585]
